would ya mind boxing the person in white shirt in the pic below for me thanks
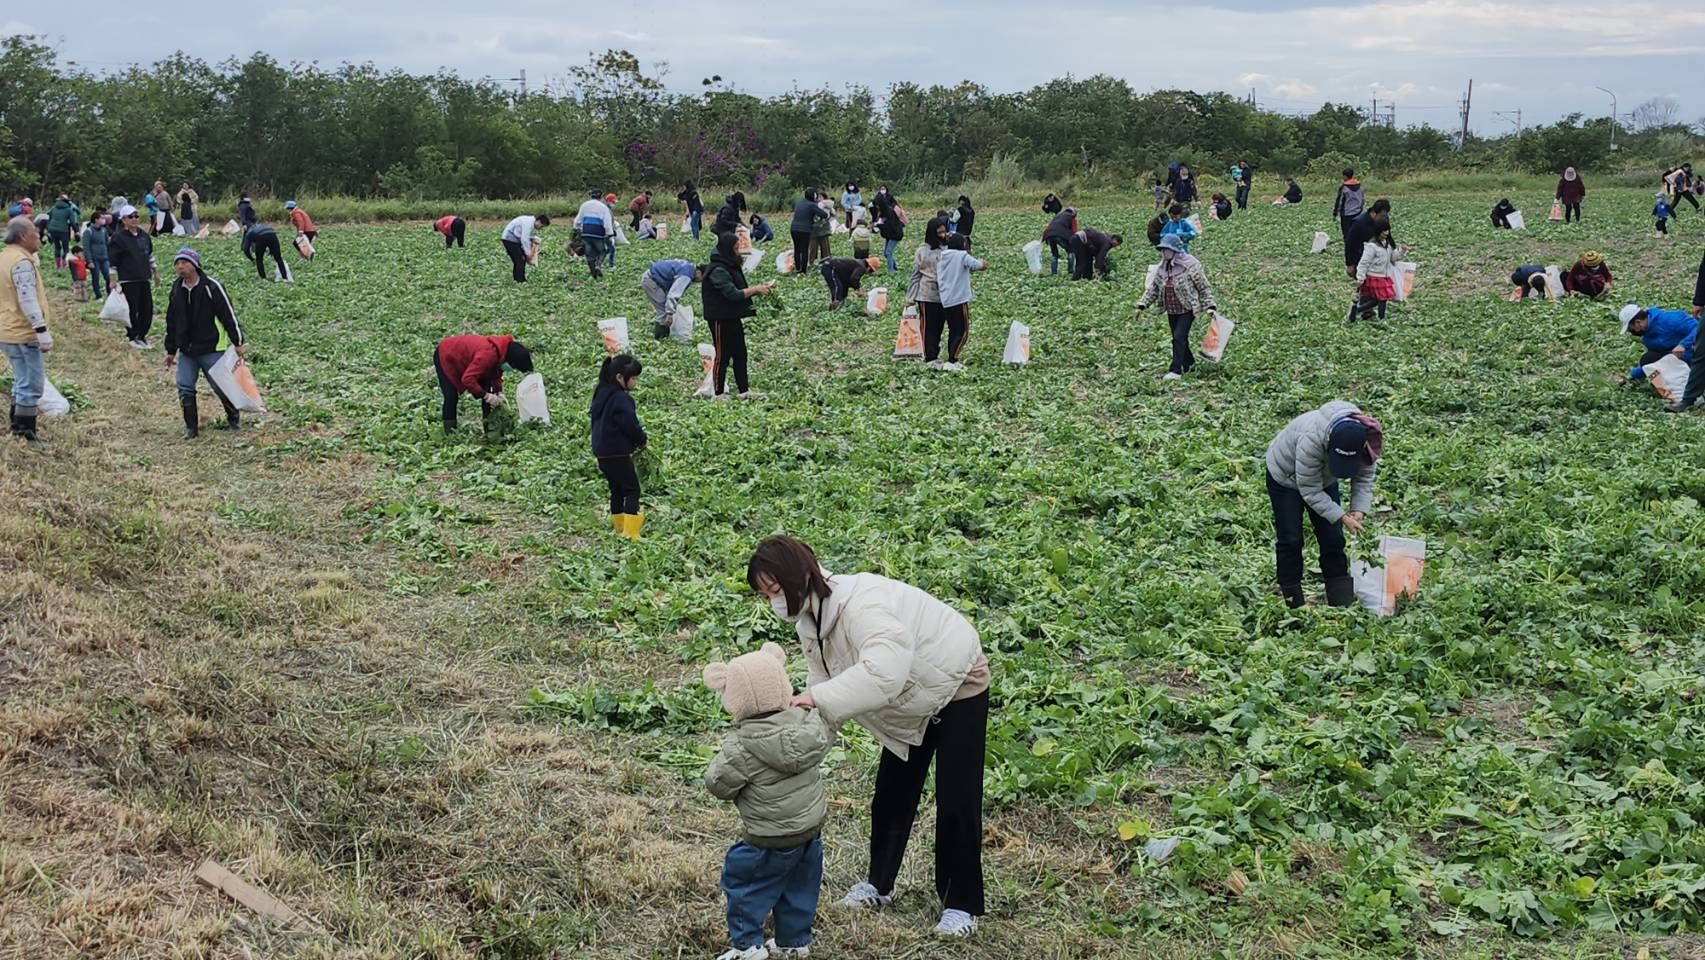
[574,192,615,279]
[500,213,550,282]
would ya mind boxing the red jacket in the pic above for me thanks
[290,207,316,234]
[434,215,458,235]
[1556,176,1586,203]
[437,334,512,398]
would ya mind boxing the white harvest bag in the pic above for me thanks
[742,249,764,273]
[207,348,266,413]
[515,372,550,424]
[893,305,923,358]
[669,303,695,341]
[99,290,129,326]
[1352,536,1427,617]
[775,250,794,275]
[221,219,241,237]
[866,287,888,315]
[1022,239,1044,275]
[1003,322,1031,365]
[1645,354,1692,404]
[598,317,630,354]
[39,379,70,417]
[1311,231,1330,254]
[1506,210,1526,231]
[695,343,717,397]
[1199,311,1236,362]
[1389,262,1418,301]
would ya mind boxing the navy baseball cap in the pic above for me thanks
[1328,419,1368,478]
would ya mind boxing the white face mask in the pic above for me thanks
[770,594,800,622]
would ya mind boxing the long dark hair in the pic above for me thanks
[747,535,833,617]
[924,216,949,249]
[596,354,642,396]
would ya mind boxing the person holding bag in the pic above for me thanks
[1555,167,1586,223]
[162,248,245,439]
[745,535,991,940]
[1135,234,1216,379]
[1265,402,1382,608]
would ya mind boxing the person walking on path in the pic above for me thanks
[745,535,992,940]
[701,231,775,400]
[1332,169,1365,246]
[589,353,648,538]
[2,217,54,442]
[432,333,533,435]
[678,181,705,240]
[1556,167,1586,223]
[434,214,466,248]
[109,205,161,348]
[177,182,201,236]
[161,247,245,439]
[1265,402,1382,608]
[241,222,293,283]
[44,195,75,268]
[1135,233,1217,379]
[500,213,549,282]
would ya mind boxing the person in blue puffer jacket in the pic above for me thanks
[1619,303,1697,380]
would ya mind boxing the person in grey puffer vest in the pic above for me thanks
[1264,401,1383,608]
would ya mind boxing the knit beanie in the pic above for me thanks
[703,642,792,721]
[1581,251,1603,268]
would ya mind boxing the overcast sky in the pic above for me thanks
[8,1,1702,135]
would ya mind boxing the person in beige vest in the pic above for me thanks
[1,217,55,442]
[746,535,991,940]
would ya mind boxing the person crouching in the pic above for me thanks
[433,333,532,436]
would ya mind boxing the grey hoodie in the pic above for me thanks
[705,706,830,848]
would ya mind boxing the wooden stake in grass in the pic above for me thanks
[193,860,326,936]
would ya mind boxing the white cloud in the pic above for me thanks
[1272,80,1318,99]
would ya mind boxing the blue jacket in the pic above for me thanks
[1655,200,1673,219]
[645,259,697,289]
[80,221,110,260]
[1630,307,1698,379]
[1160,217,1197,250]
[841,190,861,211]
[749,216,774,242]
[589,383,647,457]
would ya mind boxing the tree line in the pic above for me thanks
[2,35,1698,205]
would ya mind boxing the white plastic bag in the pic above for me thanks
[515,372,550,424]
[294,234,315,260]
[171,221,186,236]
[1645,354,1692,404]
[1199,311,1236,362]
[153,211,166,232]
[221,219,240,237]
[679,219,690,235]
[614,223,629,246]
[669,303,695,342]
[1187,214,1203,234]
[655,222,668,241]
[1003,321,1031,365]
[194,224,210,239]
[1389,262,1418,301]
[1543,266,1564,300]
[1506,210,1526,231]
[1311,231,1330,254]
[598,317,630,354]
[1022,239,1044,275]
[775,250,794,275]
[207,348,266,413]
[742,249,764,273]
[38,379,70,417]
[893,305,923,358]
[1352,536,1426,617]
[831,221,849,235]
[866,287,888,316]
[695,342,716,397]
[99,290,129,326]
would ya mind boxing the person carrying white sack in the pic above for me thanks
[1265,402,1383,609]
[745,535,991,940]
[1134,234,1216,380]
[162,247,245,439]
[641,259,703,340]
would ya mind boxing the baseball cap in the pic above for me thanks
[119,205,138,218]
[1619,303,1641,334]
[1327,418,1368,478]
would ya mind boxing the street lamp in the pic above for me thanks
[1594,86,1617,151]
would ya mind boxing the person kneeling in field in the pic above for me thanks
[702,641,831,960]
[589,353,647,538]
[163,248,245,439]
[643,259,703,339]
[1562,251,1613,299]
[1266,402,1382,608]
[1490,198,1516,229]
[433,332,532,435]
[1620,303,1696,384]
[1508,264,1552,301]
[820,255,875,311]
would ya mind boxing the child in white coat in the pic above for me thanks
[1350,227,1396,322]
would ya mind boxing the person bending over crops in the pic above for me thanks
[1136,234,1216,379]
[821,256,875,311]
[701,231,774,400]
[1508,264,1551,301]
[1619,303,1696,384]
[1265,402,1382,608]
[1071,227,1122,281]
[643,259,704,339]
[241,222,292,283]
[712,193,748,238]
[434,214,466,248]
[628,190,652,231]
[286,200,317,244]
[1042,192,1063,215]
[589,354,647,538]
[746,535,991,941]
[1281,178,1303,205]
[433,333,532,435]
[748,213,774,244]
[1209,193,1233,221]
[500,213,549,282]
[1562,251,1613,299]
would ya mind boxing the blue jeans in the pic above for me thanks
[2,342,45,412]
[174,350,225,400]
[722,837,822,950]
[689,210,703,239]
[89,256,110,298]
[883,238,899,272]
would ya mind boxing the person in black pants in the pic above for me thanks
[789,189,826,275]
[1234,161,1253,210]
[1264,403,1381,607]
[820,256,871,309]
[242,224,292,282]
[590,353,647,537]
[1070,228,1122,281]
[433,333,532,434]
[1668,253,1705,413]
[700,232,774,399]
[1043,208,1076,275]
[107,205,160,347]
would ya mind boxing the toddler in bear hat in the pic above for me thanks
[703,642,830,960]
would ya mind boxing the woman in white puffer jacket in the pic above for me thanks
[746,535,990,940]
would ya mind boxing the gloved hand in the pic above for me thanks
[483,391,505,408]
[35,328,52,352]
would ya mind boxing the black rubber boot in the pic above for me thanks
[181,395,199,440]
[1279,582,1306,609]
[13,408,38,442]
[1324,575,1357,608]
[442,419,457,435]
[216,397,241,431]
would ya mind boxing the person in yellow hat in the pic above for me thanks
[1562,251,1614,299]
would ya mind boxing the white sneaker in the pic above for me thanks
[933,909,977,938]
[738,390,767,400]
[1162,371,1182,381]
[942,362,967,372]
[715,947,768,960]
[765,939,809,958]
[712,392,731,402]
[925,360,944,370]
[836,882,892,909]
[129,338,150,350]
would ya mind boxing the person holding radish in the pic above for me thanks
[432,332,533,435]
[1265,402,1383,608]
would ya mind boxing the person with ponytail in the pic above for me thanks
[700,231,774,399]
[589,353,648,538]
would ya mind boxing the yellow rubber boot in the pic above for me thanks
[611,513,629,534]
[621,514,645,539]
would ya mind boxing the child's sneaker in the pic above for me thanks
[836,881,892,909]
[942,362,967,372]
[1162,371,1182,381]
[765,938,809,958]
[715,947,768,960]
[925,359,944,370]
[932,909,977,938]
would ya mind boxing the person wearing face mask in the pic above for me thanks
[431,332,533,436]
[1135,234,1217,379]
[745,535,991,941]
[589,353,647,538]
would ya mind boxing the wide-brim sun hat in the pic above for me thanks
[1157,234,1187,253]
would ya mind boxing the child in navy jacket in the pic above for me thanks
[1655,193,1673,236]
[590,354,648,537]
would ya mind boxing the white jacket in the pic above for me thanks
[501,215,537,247]
[1355,242,1394,284]
[796,572,982,760]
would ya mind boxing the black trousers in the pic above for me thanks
[597,456,641,514]
[1563,202,1582,223]
[868,689,987,915]
[1235,183,1250,209]
[1167,312,1195,373]
[1070,237,1096,280]
[1680,349,1705,408]
[250,234,289,280]
[1676,191,1701,213]
[433,348,490,430]
[120,280,153,342]
[1267,472,1346,588]
[1658,219,1669,235]
[502,238,528,281]
[1340,214,1357,241]
[923,302,967,362]
[790,231,812,274]
[821,261,849,304]
[710,318,749,395]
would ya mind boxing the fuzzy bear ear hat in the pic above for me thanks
[703,642,792,720]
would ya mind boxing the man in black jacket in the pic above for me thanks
[1043,208,1077,275]
[162,247,245,438]
[108,204,161,348]
[1344,199,1392,278]
[1071,228,1122,281]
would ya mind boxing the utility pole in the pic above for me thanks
[1594,86,1617,151]
[1457,79,1473,150]
[1371,93,1378,126]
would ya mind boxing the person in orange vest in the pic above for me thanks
[434,214,466,248]
[286,201,317,244]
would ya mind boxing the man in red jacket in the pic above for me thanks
[434,333,533,434]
